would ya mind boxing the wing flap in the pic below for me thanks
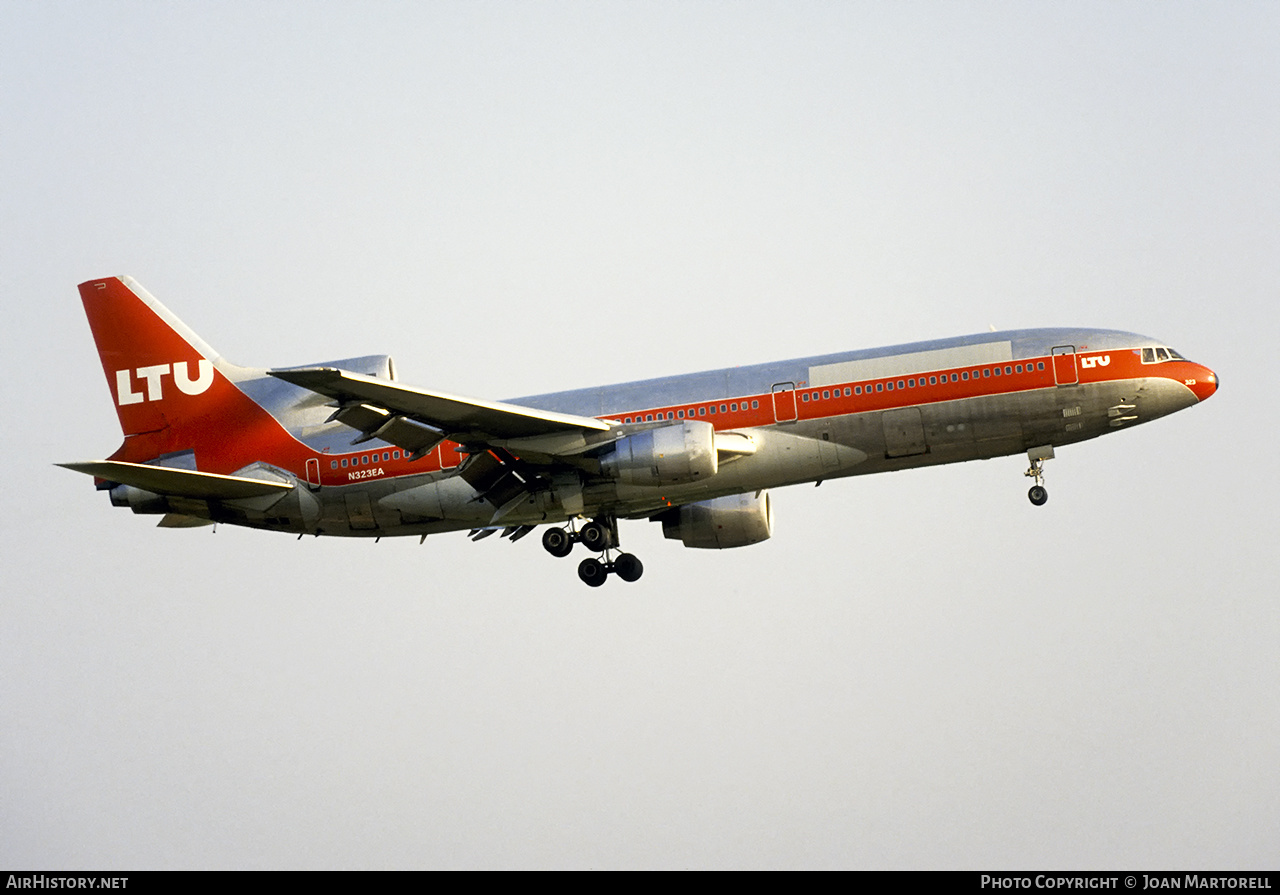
[330,402,448,456]
[59,461,294,500]
[157,513,216,528]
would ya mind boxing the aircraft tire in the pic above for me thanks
[1028,485,1048,506]
[580,521,610,551]
[578,557,608,587]
[614,553,643,582]
[542,527,574,557]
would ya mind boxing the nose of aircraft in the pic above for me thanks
[1188,364,1218,402]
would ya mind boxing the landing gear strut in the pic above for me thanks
[1024,445,1053,506]
[543,516,644,586]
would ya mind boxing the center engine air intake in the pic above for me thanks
[600,420,718,486]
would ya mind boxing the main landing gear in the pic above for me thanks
[1024,445,1054,506]
[541,517,644,587]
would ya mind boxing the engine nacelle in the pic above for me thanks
[601,421,718,486]
[661,490,773,549]
[109,484,168,515]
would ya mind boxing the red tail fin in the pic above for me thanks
[78,276,273,466]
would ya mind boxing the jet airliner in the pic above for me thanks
[62,277,1217,586]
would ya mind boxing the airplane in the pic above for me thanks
[61,276,1218,586]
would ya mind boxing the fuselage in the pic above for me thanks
[211,326,1213,537]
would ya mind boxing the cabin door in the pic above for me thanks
[772,382,798,422]
[439,441,462,469]
[1052,346,1079,385]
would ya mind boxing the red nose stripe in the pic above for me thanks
[1187,366,1218,402]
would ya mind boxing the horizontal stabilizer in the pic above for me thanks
[59,461,294,500]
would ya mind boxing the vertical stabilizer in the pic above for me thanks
[77,277,279,466]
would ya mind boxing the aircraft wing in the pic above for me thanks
[269,367,613,456]
[58,460,295,500]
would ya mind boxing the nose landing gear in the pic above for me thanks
[1024,445,1054,506]
[543,516,645,586]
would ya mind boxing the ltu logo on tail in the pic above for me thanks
[115,360,213,405]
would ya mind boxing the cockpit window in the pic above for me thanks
[1141,346,1186,364]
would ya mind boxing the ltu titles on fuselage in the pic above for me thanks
[61,276,1218,587]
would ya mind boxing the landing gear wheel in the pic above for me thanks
[613,553,644,582]
[578,557,608,587]
[579,521,611,552]
[542,527,574,558]
[1023,447,1053,507]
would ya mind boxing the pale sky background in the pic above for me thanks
[2,1,1277,870]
